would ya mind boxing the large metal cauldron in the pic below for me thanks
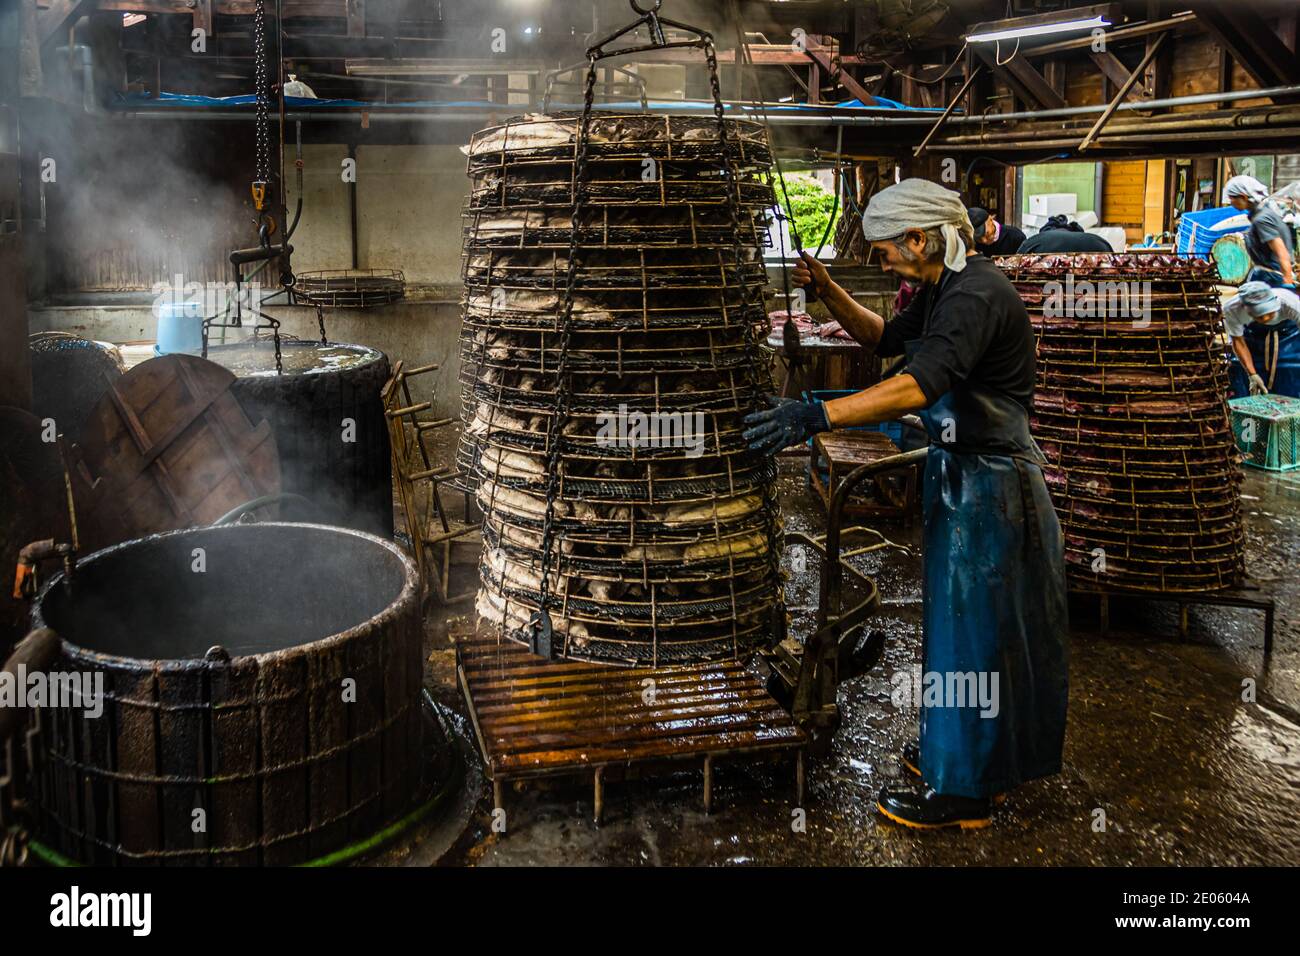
[27,523,424,865]
[205,341,394,538]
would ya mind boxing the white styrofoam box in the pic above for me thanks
[1088,227,1127,252]
[1210,212,1251,232]
[1075,210,1099,229]
[1022,212,1048,228]
[1022,226,1040,238]
[1029,193,1078,217]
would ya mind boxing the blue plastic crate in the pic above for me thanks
[1175,206,1248,258]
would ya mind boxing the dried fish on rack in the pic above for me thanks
[1001,253,1245,593]
[456,112,784,666]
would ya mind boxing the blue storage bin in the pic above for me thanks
[1175,206,1248,258]
[154,299,206,356]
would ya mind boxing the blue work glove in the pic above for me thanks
[743,396,831,456]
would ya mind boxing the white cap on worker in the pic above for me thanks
[1222,175,1269,204]
[861,178,972,273]
[1238,280,1281,318]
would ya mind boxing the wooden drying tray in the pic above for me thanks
[454,626,807,826]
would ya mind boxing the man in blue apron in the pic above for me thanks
[1224,281,1300,399]
[744,179,1068,829]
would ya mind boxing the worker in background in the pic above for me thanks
[743,179,1068,830]
[966,207,1025,257]
[1223,281,1300,399]
[1223,175,1296,289]
[1016,214,1114,253]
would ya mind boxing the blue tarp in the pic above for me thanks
[831,96,948,112]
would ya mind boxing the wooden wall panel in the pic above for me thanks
[1102,160,1146,241]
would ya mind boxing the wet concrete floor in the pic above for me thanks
[380,455,1300,866]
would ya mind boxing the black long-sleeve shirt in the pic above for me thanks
[877,254,1036,422]
[976,223,1027,257]
[1017,228,1113,253]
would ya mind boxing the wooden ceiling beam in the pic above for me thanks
[801,36,879,106]
[1017,12,1197,58]
[1189,1,1300,90]
[1079,30,1169,150]
[38,0,94,45]
[973,45,1065,111]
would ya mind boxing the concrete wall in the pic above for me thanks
[1021,161,1097,219]
[34,136,477,419]
[286,143,470,287]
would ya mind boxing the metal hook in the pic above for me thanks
[587,0,713,61]
[645,11,666,47]
[527,609,555,660]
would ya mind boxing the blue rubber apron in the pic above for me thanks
[1228,320,1300,399]
[907,346,1070,798]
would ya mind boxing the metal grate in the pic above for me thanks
[457,112,782,666]
[294,269,406,308]
[1001,253,1246,593]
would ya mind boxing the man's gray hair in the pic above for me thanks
[891,223,975,262]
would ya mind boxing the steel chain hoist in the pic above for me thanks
[202,0,290,374]
[252,0,272,239]
[528,57,597,660]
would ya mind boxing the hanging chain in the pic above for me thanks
[705,39,787,634]
[252,0,271,211]
[248,0,282,373]
[528,58,599,657]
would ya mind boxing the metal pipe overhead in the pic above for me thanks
[942,83,1300,124]
[933,127,1300,151]
[935,107,1300,143]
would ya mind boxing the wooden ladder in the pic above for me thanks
[382,360,478,606]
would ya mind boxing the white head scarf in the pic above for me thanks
[1223,175,1269,204]
[860,178,972,273]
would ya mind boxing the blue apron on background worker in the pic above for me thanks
[743,179,1068,830]
[1223,281,1300,399]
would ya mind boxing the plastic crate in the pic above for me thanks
[1175,205,1248,258]
[1229,394,1300,472]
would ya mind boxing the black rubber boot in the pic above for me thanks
[901,740,922,778]
[897,743,1005,804]
[876,784,992,830]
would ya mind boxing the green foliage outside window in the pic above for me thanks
[775,173,842,249]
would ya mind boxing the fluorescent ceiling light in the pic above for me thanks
[967,15,1109,44]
